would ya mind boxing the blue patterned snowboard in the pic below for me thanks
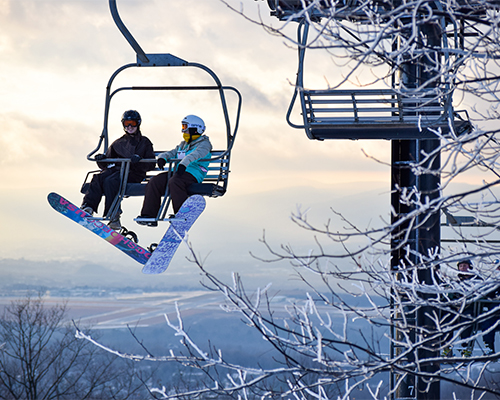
[142,195,206,274]
[48,192,151,264]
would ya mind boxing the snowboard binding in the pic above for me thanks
[119,227,138,243]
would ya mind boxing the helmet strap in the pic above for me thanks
[183,128,201,143]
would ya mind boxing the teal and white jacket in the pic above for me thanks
[158,135,212,183]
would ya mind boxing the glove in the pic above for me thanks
[157,158,167,170]
[131,154,142,164]
[95,154,106,161]
[175,164,186,177]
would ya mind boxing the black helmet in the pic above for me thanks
[121,110,142,126]
[457,259,472,270]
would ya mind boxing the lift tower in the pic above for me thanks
[263,0,489,398]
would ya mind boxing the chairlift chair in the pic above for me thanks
[81,0,242,227]
[266,4,472,140]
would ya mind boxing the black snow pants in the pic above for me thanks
[82,169,143,217]
[140,171,197,217]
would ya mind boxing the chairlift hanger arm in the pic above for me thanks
[286,20,308,132]
[109,0,149,64]
[109,0,190,67]
[109,1,189,67]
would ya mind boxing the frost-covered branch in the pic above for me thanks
[72,0,500,398]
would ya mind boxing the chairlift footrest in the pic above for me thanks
[134,217,158,227]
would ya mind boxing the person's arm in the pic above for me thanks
[135,137,156,172]
[96,143,117,169]
[156,144,181,170]
[179,139,212,167]
[158,143,182,161]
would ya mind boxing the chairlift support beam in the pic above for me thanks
[109,0,149,64]
[267,2,500,399]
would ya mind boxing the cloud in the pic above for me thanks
[0,0,395,282]
[0,1,117,68]
[0,112,95,165]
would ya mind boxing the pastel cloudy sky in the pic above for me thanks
[0,0,491,288]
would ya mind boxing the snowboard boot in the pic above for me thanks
[81,204,94,216]
[108,217,122,231]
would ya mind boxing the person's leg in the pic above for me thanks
[82,169,114,213]
[480,306,496,353]
[140,172,169,218]
[459,304,475,356]
[103,171,122,218]
[168,173,197,213]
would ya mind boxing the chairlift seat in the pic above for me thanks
[282,18,472,140]
[121,181,225,197]
[296,89,472,140]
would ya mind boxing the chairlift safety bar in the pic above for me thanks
[104,83,242,161]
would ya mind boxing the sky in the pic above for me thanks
[0,0,493,291]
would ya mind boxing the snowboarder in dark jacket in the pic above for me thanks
[81,110,155,230]
[442,260,500,357]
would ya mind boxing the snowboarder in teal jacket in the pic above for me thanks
[138,115,212,222]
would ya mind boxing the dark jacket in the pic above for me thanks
[98,131,155,181]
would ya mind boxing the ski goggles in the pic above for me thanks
[123,120,138,127]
